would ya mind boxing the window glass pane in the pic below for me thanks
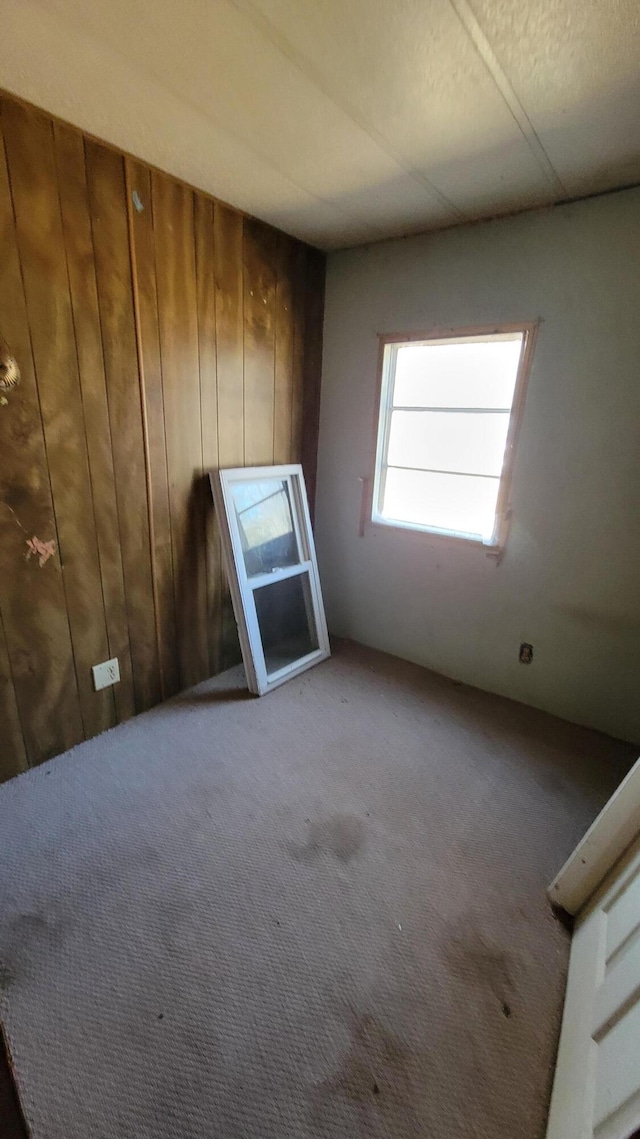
[253,571,319,677]
[232,479,299,577]
[393,337,522,409]
[387,409,510,477]
[382,467,499,539]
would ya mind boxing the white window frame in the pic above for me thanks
[369,323,538,551]
[210,464,330,695]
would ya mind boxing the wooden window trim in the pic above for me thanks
[365,321,540,555]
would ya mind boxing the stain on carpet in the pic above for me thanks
[6,911,67,948]
[310,1010,419,1137]
[287,814,366,864]
[0,912,68,985]
[443,920,518,1013]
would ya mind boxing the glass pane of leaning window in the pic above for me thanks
[232,479,299,577]
[253,572,318,677]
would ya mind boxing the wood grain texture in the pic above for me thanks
[290,242,307,464]
[273,234,295,465]
[152,171,209,690]
[213,204,245,668]
[54,121,135,724]
[0,108,84,765]
[2,98,113,739]
[85,139,161,713]
[125,159,179,700]
[214,204,244,469]
[301,247,326,517]
[0,609,28,781]
[0,89,325,780]
[237,215,279,678]
[243,218,277,467]
[194,195,222,676]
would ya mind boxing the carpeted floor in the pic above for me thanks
[0,639,635,1139]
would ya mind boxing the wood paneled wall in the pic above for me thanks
[0,93,325,783]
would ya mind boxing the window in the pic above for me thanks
[210,464,330,695]
[371,325,536,548]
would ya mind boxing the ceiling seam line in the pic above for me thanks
[135,87,373,233]
[226,0,467,221]
[34,4,382,239]
[447,0,568,196]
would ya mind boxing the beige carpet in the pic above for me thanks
[0,640,634,1139]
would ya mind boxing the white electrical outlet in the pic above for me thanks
[92,657,120,691]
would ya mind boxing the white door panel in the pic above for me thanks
[547,836,640,1139]
[604,873,640,967]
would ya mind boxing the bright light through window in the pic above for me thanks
[372,329,534,546]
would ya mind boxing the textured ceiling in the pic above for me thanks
[2,0,639,248]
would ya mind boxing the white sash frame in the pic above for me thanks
[210,464,330,695]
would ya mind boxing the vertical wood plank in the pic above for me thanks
[152,171,209,689]
[290,242,307,464]
[125,159,179,699]
[213,204,244,667]
[301,247,326,519]
[85,138,161,712]
[0,609,28,781]
[54,121,135,723]
[243,218,277,466]
[1,98,114,739]
[194,193,222,676]
[273,234,295,465]
[0,112,84,762]
[214,204,244,468]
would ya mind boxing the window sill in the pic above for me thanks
[369,514,503,557]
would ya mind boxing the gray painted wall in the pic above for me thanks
[315,188,640,742]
